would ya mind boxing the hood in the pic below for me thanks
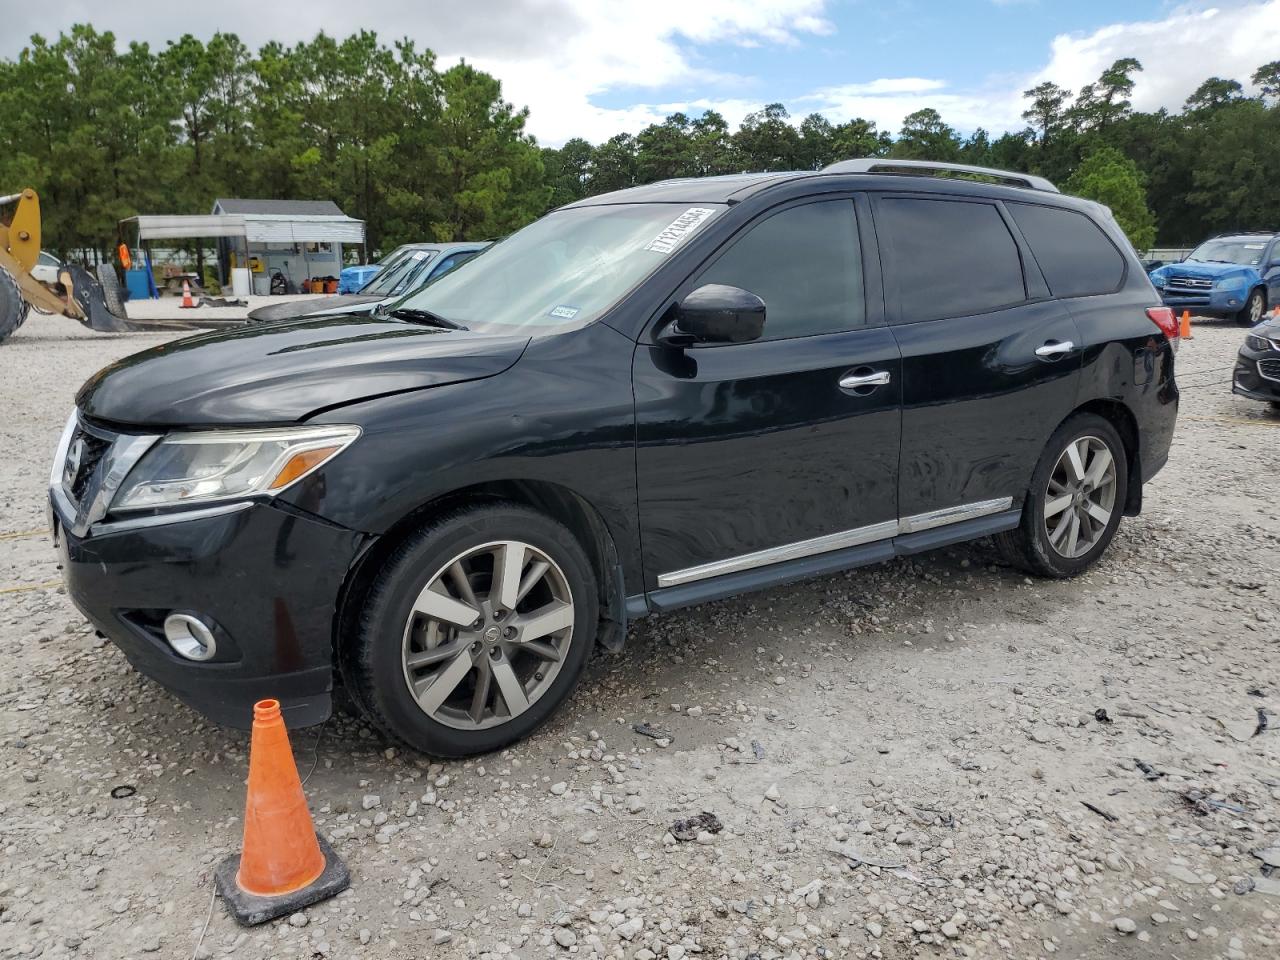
[77,314,530,427]
[246,294,384,324]
[1151,260,1257,282]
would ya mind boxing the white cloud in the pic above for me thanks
[1032,2,1280,110]
[6,0,1279,147]
[441,1,834,144]
[595,1,1280,144]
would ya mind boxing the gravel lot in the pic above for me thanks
[2,314,1278,960]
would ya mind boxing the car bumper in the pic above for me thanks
[1233,350,1280,402]
[1157,287,1248,317]
[51,496,367,730]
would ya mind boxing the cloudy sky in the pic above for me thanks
[6,1,1280,145]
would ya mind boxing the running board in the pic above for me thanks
[642,506,1021,615]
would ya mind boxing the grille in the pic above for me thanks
[65,428,113,504]
[1167,276,1213,290]
[1259,359,1280,382]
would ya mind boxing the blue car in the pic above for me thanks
[1149,233,1280,325]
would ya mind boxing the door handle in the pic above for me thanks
[839,370,891,390]
[1035,340,1074,359]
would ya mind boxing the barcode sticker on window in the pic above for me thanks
[645,208,717,254]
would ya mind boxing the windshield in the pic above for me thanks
[1186,239,1267,266]
[394,203,726,331]
[362,249,437,295]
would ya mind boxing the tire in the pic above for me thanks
[343,502,598,757]
[995,413,1129,579]
[96,262,127,318]
[1236,287,1265,326]
[0,265,28,343]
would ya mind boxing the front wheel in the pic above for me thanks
[996,414,1129,578]
[1236,288,1265,326]
[344,502,598,757]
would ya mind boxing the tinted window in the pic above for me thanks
[1008,201,1125,297]
[876,198,1025,322]
[698,199,864,339]
[432,251,479,279]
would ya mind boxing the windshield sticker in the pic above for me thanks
[645,207,716,254]
[548,305,580,319]
[410,251,430,260]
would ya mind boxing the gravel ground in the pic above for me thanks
[1,314,1278,960]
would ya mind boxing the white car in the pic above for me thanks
[31,251,61,285]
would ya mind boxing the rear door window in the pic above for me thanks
[696,199,865,340]
[1007,201,1125,298]
[875,197,1026,323]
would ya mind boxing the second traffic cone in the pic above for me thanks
[214,699,349,925]
[179,279,196,309]
[1179,309,1193,340]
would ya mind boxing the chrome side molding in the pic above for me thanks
[657,496,1014,588]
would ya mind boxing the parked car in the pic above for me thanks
[50,159,1178,757]
[1233,315,1280,409]
[246,242,488,323]
[1148,232,1280,325]
[31,250,61,285]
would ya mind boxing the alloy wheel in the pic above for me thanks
[401,540,574,730]
[1042,435,1117,559]
[1249,292,1264,325]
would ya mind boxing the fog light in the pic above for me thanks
[164,613,217,661]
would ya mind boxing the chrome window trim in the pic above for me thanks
[656,496,1014,588]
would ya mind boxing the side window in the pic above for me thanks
[1007,201,1125,298]
[697,199,864,339]
[433,251,478,280]
[876,198,1025,323]
[38,252,59,267]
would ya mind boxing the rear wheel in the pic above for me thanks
[344,502,598,757]
[0,265,28,343]
[996,414,1128,578]
[1236,288,1265,326]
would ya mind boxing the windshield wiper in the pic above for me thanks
[379,306,468,331]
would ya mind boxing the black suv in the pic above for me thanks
[51,159,1179,756]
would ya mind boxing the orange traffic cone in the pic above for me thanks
[179,279,196,309]
[214,699,349,925]
[1179,309,1193,340]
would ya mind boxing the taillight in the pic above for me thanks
[1146,306,1179,352]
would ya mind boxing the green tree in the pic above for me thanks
[1021,81,1072,145]
[1064,146,1156,249]
[428,62,547,241]
[1071,58,1142,130]
[890,108,960,161]
[1251,60,1280,103]
[733,103,801,170]
[1185,77,1243,112]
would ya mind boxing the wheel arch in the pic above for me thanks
[334,478,630,674]
[1060,398,1142,516]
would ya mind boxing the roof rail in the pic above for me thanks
[822,158,1059,193]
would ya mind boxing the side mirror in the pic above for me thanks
[658,283,765,345]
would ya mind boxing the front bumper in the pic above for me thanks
[52,495,366,729]
[1157,285,1247,317]
[1233,348,1280,402]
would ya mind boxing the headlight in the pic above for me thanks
[113,425,360,511]
[1214,275,1246,291]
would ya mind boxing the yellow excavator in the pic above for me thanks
[0,188,132,343]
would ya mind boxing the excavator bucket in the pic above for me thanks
[0,188,133,342]
[63,263,133,333]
